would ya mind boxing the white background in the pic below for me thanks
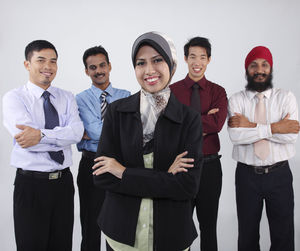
[0,0,299,250]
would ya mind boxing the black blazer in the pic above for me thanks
[94,92,203,251]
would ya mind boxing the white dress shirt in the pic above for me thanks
[228,88,298,166]
[2,81,84,171]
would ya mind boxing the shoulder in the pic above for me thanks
[207,80,226,94]
[229,90,247,102]
[53,86,75,99]
[76,88,91,101]
[3,86,27,103]
[111,87,131,97]
[271,88,297,103]
[169,79,185,90]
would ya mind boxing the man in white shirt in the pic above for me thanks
[228,46,299,251]
[2,40,84,251]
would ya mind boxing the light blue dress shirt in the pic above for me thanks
[76,83,130,153]
[2,81,84,172]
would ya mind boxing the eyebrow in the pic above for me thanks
[36,56,57,61]
[136,54,161,61]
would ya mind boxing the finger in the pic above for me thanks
[92,160,105,170]
[176,151,188,160]
[94,156,106,162]
[16,124,26,130]
[93,166,108,176]
[179,163,194,168]
[234,113,242,116]
[180,158,194,163]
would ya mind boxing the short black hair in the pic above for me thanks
[25,40,58,61]
[83,46,109,69]
[184,37,211,58]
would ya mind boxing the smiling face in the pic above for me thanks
[134,45,170,94]
[85,53,111,90]
[24,48,57,89]
[185,46,210,82]
[247,58,271,82]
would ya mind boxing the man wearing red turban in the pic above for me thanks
[227,46,299,251]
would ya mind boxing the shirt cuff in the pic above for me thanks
[40,129,57,144]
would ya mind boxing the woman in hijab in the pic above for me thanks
[92,32,203,251]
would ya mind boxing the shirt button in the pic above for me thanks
[143,224,146,228]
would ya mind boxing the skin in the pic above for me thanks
[228,58,300,133]
[185,46,210,83]
[85,53,111,90]
[16,48,59,148]
[92,45,194,178]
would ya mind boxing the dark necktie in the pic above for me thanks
[101,91,108,121]
[190,83,202,114]
[42,91,65,164]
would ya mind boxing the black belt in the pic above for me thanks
[203,154,221,163]
[17,167,70,180]
[82,150,96,159]
[239,160,287,174]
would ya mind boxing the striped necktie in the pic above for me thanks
[101,91,108,121]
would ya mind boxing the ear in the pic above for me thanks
[24,60,30,71]
[184,55,188,63]
[208,56,211,64]
[85,68,89,76]
[108,62,112,72]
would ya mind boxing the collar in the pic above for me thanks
[91,83,114,98]
[184,74,207,90]
[26,81,57,99]
[117,91,183,124]
[246,88,272,100]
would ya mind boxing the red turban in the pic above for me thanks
[245,46,273,70]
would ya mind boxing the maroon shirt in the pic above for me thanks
[170,75,228,155]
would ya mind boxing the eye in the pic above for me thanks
[136,61,145,66]
[153,57,163,63]
[51,60,57,64]
[89,65,96,70]
[100,63,106,68]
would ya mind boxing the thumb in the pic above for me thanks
[16,124,26,130]
[283,113,290,120]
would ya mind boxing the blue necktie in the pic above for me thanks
[42,91,64,164]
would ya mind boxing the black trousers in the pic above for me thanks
[13,169,74,251]
[236,161,294,251]
[193,157,222,251]
[77,154,106,251]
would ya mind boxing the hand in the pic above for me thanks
[92,156,126,179]
[228,113,256,128]
[168,151,194,175]
[207,108,219,115]
[14,125,41,148]
[271,114,300,134]
[82,131,91,140]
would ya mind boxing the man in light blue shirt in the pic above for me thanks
[76,45,130,251]
[2,40,84,251]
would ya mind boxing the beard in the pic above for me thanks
[246,71,273,92]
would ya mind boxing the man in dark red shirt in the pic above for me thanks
[170,37,227,251]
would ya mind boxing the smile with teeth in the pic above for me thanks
[145,76,159,85]
[193,68,202,73]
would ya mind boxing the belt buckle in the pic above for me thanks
[49,171,62,180]
[254,167,267,175]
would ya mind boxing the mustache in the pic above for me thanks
[94,73,105,78]
[253,73,267,78]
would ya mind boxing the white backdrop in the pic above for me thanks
[0,0,299,250]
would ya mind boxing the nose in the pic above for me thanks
[257,64,264,73]
[145,62,155,75]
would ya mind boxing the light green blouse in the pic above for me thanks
[104,153,189,251]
